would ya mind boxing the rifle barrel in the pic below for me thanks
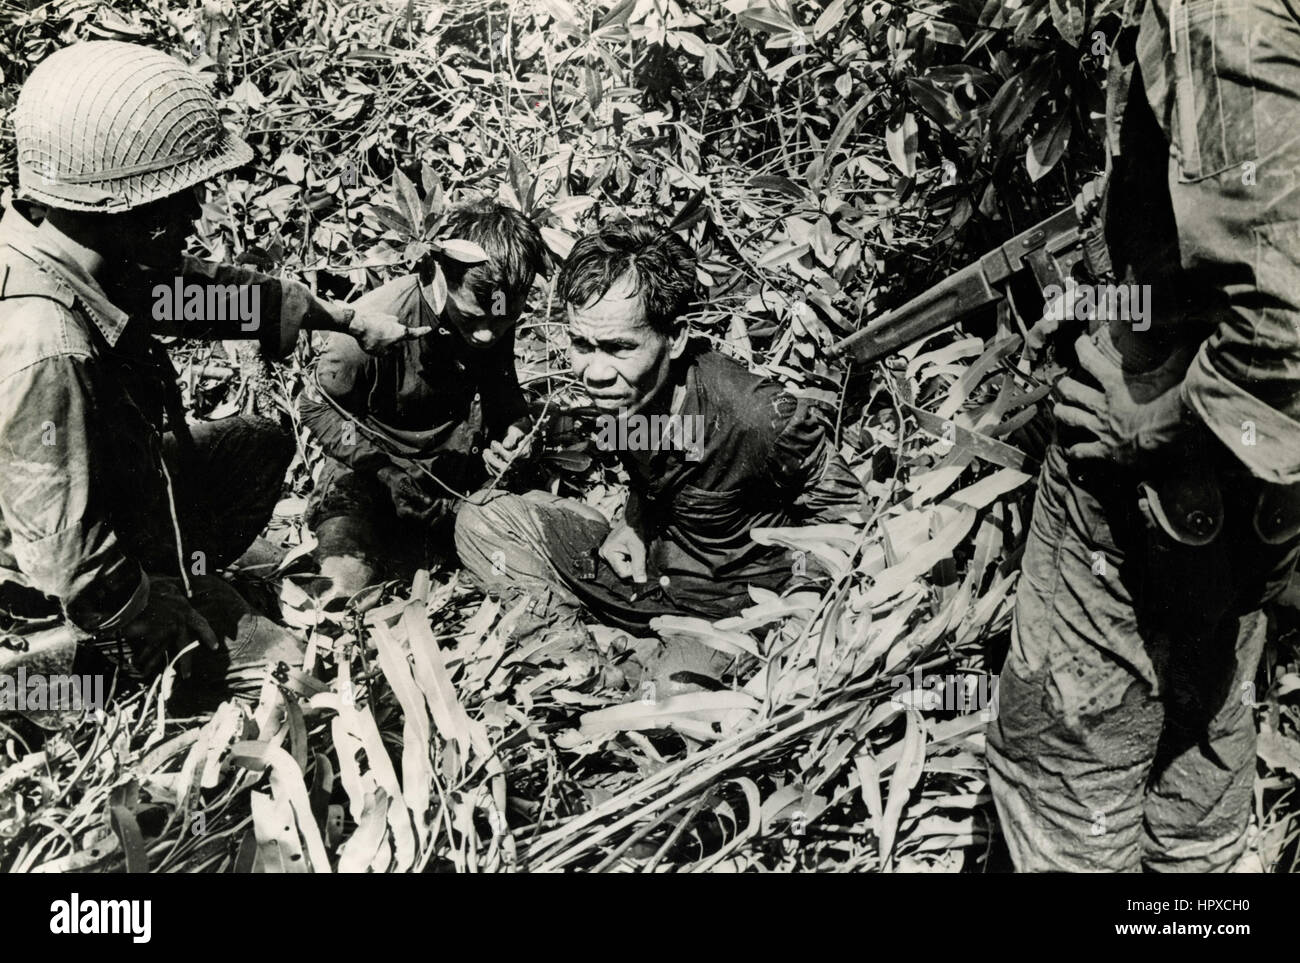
[827,200,1086,366]
[827,260,1002,363]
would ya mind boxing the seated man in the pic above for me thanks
[298,199,546,593]
[0,41,412,710]
[455,222,864,673]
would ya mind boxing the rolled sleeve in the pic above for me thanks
[174,257,345,360]
[1177,215,1300,485]
[1182,346,1300,485]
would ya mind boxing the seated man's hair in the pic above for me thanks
[558,222,696,335]
[441,198,546,296]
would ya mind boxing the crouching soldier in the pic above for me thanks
[0,41,415,714]
[298,199,546,594]
[455,222,864,682]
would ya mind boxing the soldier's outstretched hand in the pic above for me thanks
[348,310,432,355]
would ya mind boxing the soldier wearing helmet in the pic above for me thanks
[0,41,420,709]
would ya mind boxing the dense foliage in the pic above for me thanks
[3,0,1300,873]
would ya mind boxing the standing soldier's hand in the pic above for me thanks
[347,310,432,355]
[1054,334,1191,464]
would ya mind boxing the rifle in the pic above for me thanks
[827,182,1104,366]
[828,180,1232,550]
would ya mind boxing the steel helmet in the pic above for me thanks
[13,40,252,212]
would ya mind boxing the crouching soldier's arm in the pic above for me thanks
[0,353,218,675]
[298,332,446,520]
[481,328,536,478]
[150,258,425,358]
[771,394,864,522]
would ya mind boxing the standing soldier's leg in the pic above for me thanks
[1138,477,1300,870]
[987,447,1165,872]
[1142,610,1267,872]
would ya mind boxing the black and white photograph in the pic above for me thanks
[0,0,1294,924]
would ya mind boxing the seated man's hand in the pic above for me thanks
[378,466,439,522]
[1054,334,1190,465]
[347,310,432,355]
[483,424,533,477]
[120,577,220,678]
[599,523,648,584]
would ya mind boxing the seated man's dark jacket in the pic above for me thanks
[556,345,863,626]
[299,274,529,511]
[0,204,332,635]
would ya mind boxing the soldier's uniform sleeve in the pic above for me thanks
[0,304,149,634]
[767,392,864,522]
[168,256,350,359]
[1130,0,1300,484]
[297,331,396,472]
[1181,288,1300,486]
[297,274,425,475]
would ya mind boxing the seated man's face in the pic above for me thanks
[568,272,681,415]
[444,265,527,349]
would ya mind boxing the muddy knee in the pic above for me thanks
[314,515,383,594]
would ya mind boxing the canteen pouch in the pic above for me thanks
[1254,482,1300,546]
[1137,470,1224,546]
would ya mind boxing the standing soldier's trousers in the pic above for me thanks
[989,0,1300,872]
[987,445,1300,871]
